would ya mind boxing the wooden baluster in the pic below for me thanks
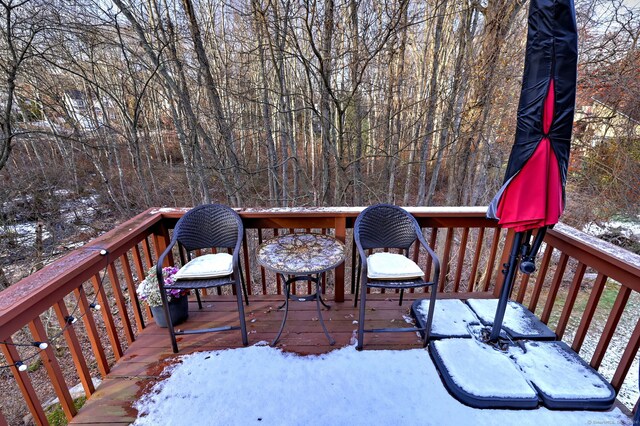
[107,263,135,345]
[612,317,640,392]
[0,337,48,425]
[528,246,553,313]
[258,229,267,295]
[142,236,154,268]
[452,228,469,293]
[28,317,77,420]
[131,244,152,319]
[410,239,420,294]
[591,285,632,369]
[243,233,253,296]
[438,228,454,292]
[120,253,145,330]
[540,253,569,324]
[53,300,95,398]
[288,228,296,296]
[515,273,531,304]
[152,224,172,267]
[91,274,123,360]
[274,229,281,295]
[572,273,607,353]
[555,262,586,339]
[74,286,110,376]
[334,218,346,302]
[467,227,485,293]
[425,227,438,286]
[493,229,515,296]
[483,228,502,292]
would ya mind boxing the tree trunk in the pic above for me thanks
[319,0,335,205]
[417,0,447,206]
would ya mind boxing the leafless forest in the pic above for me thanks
[1,0,639,265]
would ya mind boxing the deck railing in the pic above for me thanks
[0,207,638,424]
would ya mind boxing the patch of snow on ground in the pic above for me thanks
[417,299,478,337]
[0,222,52,246]
[583,219,640,240]
[132,344,631,426]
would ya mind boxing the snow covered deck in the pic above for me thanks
[69,294,631,425]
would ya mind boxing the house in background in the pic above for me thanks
[63,89,116,131]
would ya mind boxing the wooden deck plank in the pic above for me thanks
[70,294,432,424]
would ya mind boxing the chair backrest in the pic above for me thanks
[172,204,242,251]
[354,204,420,250]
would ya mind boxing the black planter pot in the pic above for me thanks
[150,296,189,328]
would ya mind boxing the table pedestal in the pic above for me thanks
[272,274,335,347]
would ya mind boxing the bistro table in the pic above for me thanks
[256,233,345,346]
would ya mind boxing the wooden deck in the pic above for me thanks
[70,293,438,424]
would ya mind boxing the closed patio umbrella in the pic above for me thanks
[486,0,578,342]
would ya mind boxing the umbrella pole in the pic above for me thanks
[489,231,524,342]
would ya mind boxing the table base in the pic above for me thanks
[272,274,335,347]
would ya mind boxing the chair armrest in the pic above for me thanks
[416,234,440,285]
[156,240,177,288]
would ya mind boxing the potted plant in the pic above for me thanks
[136,266,189,327]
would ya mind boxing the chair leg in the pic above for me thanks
[350,239,356,295]
[195,289,203,310]
[354,259,362,308]
[423,286,437,346]
[239,263,250,306]
[160,288,179,353]
[356,282,367,350]
[235,279,248,346]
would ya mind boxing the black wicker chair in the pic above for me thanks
[156,204,248,353]
[354,204,439,350]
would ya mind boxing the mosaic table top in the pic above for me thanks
[257,233,345,275]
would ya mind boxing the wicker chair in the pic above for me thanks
[354,204,439,350]
[156,204,248,353]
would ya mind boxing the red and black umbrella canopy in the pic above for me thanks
[486,0,577,342]
[488,0,578,231]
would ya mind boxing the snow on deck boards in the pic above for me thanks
[69,295,629,425]
[131,345,628,425]
[70,295,426,424]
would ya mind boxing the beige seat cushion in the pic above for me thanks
[174,253,233,280]
[367,252,424,280]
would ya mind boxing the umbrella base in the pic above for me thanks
[414,298,616,410]
[430,338,540,409]
[467,299,557,341]
[430,338,616,410]
[411,299,555,341]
